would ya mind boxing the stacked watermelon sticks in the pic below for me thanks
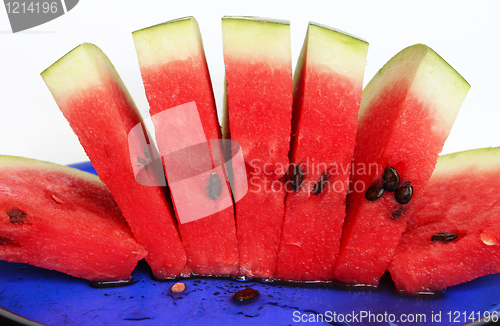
[5,15,498,296]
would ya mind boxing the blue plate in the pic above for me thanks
[1,162,499,326]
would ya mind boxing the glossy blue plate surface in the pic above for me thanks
[0,162,499,326]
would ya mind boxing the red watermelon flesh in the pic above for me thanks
[41,43,189,279]
[133,17,239,276]
[0,156,147,282]
[222,16,293,278]
[334,44,470,286]
[389,147,500,294]
[275,23,368,281]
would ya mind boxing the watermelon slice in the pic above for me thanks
[222,16,293,278]
[41,43,189,279]
[333,44,470,286]
[275,23,368,281]
[389,147,500,294]
[0,156,147,282]
[132,17,239,276]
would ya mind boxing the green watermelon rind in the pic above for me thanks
[222,15,290,25]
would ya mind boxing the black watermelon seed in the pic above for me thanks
[391,207,406,220]
[383,167,400,192]
[312,173,328,195]
[0,237,20,247]
[7,208,27,224]
[395,185,413,204]
[288,164,305,192]
[365,185,384,201]
[431,232,457,243]
[233,287,259,302]
[206,173,223,200]
[0,237,12,246]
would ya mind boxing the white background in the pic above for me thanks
[0,0,499,165]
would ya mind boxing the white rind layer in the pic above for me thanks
[41,43,125,103]
[305,22,368,85]
[433,147,500,177]
[222,16,291,63]
[133,16,203,68]
[359,44,470,135]
[0,155,101,184]
[41,43,140,120]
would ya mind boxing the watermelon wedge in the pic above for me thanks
[222,16,293,278]
[41,43,189,279]
[333,44,470,286]
[132,17,239,276]
[275,23,368,281]
[0,156,147,282]
[389,147,500,294]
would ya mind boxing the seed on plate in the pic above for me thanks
[365,185,384,201]
[233,287,259,302]
[395,185,413,204]
[383,167,400,192]
[171,282,186,293]
[431,232,457,243]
